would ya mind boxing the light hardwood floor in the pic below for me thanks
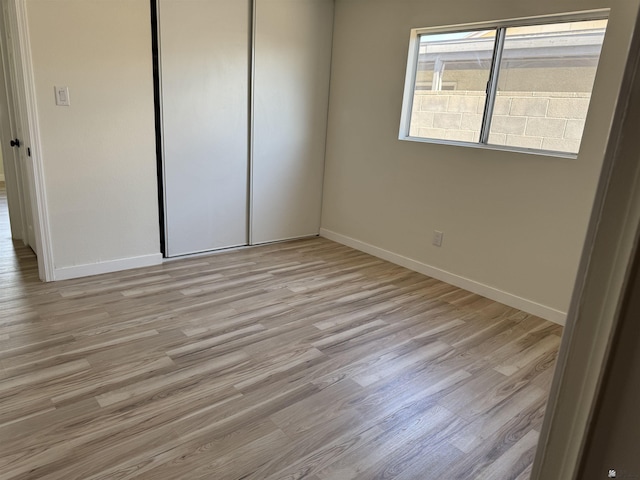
[0,184,561,479]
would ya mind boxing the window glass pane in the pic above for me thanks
[489,20,607,153]
[409,30,496,143]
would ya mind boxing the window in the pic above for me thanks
[399,14,608,156]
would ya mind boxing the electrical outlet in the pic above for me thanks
[432,230,443,247]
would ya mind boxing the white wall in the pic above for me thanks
[321,0,638,321]
[26,0,160,275]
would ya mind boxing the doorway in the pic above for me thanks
[0,0,34,276]
[0,0,53,282]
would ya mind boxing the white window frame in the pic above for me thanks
[399,9,610,159]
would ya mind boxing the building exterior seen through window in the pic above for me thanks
[403,17,608,155]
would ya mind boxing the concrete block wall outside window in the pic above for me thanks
[409,90,589,153]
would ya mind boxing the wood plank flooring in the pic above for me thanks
[0,184,561,479]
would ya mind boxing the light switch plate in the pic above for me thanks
[55,86,70,106]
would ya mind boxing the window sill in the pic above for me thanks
[399,135,579,160]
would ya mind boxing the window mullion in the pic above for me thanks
[480,27,506,144]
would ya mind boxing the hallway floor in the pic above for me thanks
[0,182,38,281]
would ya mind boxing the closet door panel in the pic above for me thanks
[160,0,249,257]
[251,0,334,244]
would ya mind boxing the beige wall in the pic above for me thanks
[26,0,160,270]
[322,0,636,317]
[0,145,4,180]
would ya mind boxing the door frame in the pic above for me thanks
[3,0,36,251]
[3,0,53,281]
[530,3,640,478]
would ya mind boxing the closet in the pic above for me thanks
[158,0,334,257]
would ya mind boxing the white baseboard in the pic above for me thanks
[320,228,566,325]
[54,253,163,281]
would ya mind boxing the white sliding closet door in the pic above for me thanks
[160,0,249,257]
[251,0,334,244]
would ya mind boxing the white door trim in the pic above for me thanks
[12,0,54,281]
